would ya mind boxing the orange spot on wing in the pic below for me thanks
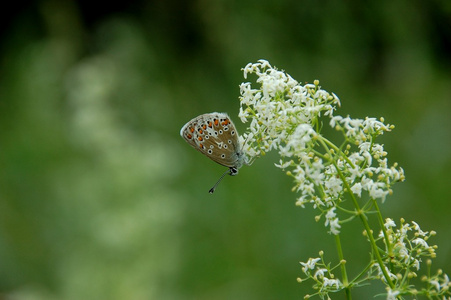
[208,121,213,128]
[187,134,192,139]
[214,119,219,126]
[189,127,195,133]
[198,136,203,141]
[221,119,229,126]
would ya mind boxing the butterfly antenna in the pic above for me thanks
[209,168,233,194]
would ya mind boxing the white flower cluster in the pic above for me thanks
[238,60,450,299]
[381,218,436,272]
[379,218,451,299]
[298,254,343,298]
[239,60,339,159]
[375,219,451,298]
[238,60,405,235]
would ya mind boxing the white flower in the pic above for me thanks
[350,182,362,197]
[325,207,336,220]
[281,124,316,157]
[361,150,373,165]
[242,63,254,79]
[325,208,341,235]
[296,195,308,208]
[412,221,428,236]
[384,218,396,230]
[324,176,343,198]
[257,59,272,70]
[368,181,389,202]
[322,277,341,289]
[314,268,328,278]
[308,159,325,185]
[412,237,429,248]
[359,142,371,153]
[274,159,292,169]
[302,183,316,196]
[386,288,400,300]
[430,279,441,292]
[372,143,387,158]
[412,258,420,270]
[347,164,362,182]
[444,273,450,286]
[300,257,321,273]
[329,218,341,235]
[329,115,343,128]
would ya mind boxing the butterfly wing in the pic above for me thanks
[180,112,245,169]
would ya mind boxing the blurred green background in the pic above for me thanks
[1,0,450,299]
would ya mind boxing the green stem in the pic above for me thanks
[350,260,376,284]
[335,234,352,299]
[372,199,393,262]
[351,200,395,289]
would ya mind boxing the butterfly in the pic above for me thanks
[180,112,246,193]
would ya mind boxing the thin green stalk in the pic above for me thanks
[349,260,376,285]
[372,199,394,261]
[334,234,352,300]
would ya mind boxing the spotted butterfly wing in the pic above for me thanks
[180,112,245,170]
